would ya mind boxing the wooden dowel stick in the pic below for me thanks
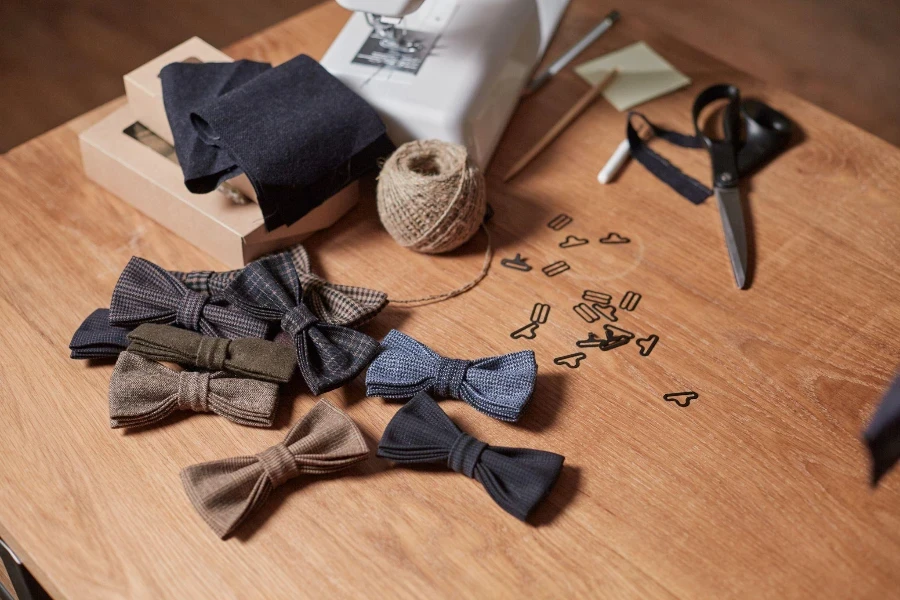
[504,68,619,182]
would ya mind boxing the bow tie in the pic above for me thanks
[110,257,269,340]
[864,373,900,485]
[69,308,130,359]
[181,399,369,538]
[127,324,296,383]
[109,351,279,429]
[223,253,379,394]
[365,330,537,422]
[377,392,564,521]
[170,245,387,327]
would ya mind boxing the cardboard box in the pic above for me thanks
[80,104,359,267]
[124,36,256,200]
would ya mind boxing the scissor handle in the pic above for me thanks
[737,99,793,175]
[692,84,742,188]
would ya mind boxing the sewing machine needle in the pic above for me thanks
[715,187,749,289]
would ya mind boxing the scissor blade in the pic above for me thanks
[715,187,749,289]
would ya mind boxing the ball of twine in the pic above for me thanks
[377,139,486,254]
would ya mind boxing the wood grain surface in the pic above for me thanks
[0,2,899,598]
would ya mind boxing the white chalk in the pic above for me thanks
[597,139,631,184]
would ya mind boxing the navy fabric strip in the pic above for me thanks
[626,112,712,205]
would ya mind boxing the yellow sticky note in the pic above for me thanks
[575,41,691,111]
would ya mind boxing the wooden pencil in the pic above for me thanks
[504,68,618,182]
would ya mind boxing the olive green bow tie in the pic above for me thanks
[127,324,296,383]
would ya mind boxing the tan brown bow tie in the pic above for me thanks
[108,351,279,429]
[180,399,369,538]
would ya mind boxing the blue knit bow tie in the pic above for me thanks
[365,330,537,422]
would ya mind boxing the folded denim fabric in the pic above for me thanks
[127,324,296,383]
[69,308,131,359]
[187,54,394,231]
[160,59,272,193]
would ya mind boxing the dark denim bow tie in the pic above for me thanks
[69,308,128,358]
[69,308,131,359]
[223,252,379,394]
[110,257,269,340]
[170,245,387,328]
[377,392,564,521]
[365,330,537,422]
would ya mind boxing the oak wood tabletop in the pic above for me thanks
[1,1,899,598]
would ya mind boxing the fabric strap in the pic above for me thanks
[626,112,711,204]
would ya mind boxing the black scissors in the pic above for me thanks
[627,84,794,288]
[691,84,793,288]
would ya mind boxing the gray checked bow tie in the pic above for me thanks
[170,245,387,328]
[109,256,269,340]
[222,252,380,395]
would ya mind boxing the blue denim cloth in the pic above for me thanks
[160,59,271,193]
[162,54,394,231]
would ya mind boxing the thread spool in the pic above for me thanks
[376,139,486,254]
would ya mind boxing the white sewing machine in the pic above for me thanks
[321,0,571,168]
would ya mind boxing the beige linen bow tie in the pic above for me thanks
[108,351,279,429]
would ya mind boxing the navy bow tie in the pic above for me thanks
[223,252,379,394]
[365,330,536,422]
[110,257,269,340]
[377,392,564,521]
[69,308,131,359]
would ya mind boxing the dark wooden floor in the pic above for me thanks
[1,0,899,152]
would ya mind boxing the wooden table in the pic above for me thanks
[1,2,899,598]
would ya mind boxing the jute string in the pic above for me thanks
[388,225,492,307]
[376,139,492,308]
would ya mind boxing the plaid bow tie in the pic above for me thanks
[181,399,369,538]
[126,324,296,383]
[69,308,130,359]
[170,245,387,327]
[223,253,379,394]
[109,351,279,429]
[110,257,269,340]
[377,392,564,521]
[365,330,537,422]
